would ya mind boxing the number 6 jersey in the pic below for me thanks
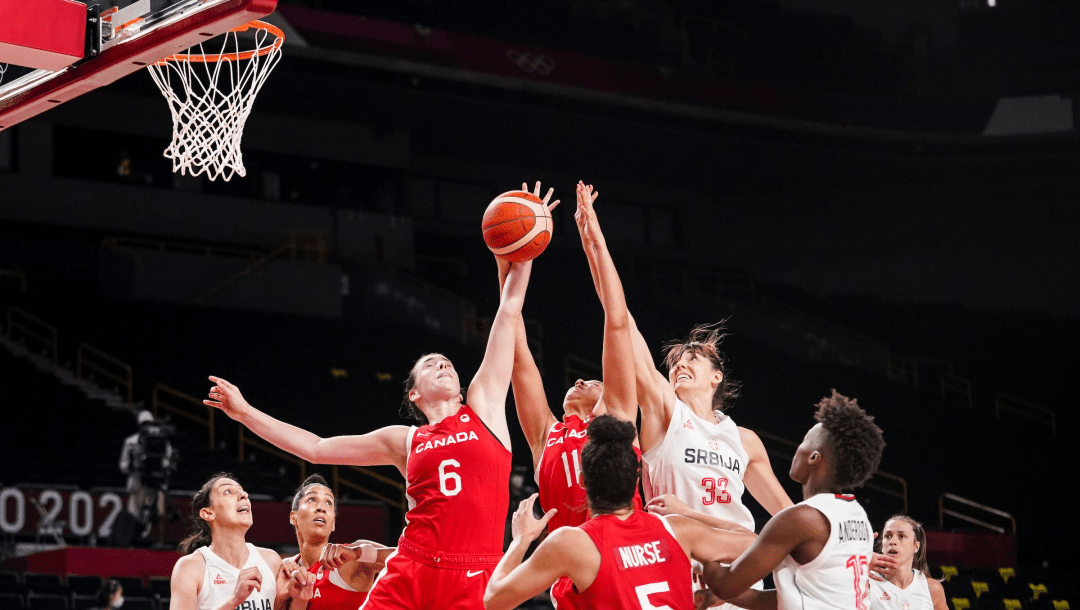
[773,493,873,610]
[402,405,512,559]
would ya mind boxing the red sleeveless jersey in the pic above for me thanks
[401,405,512,564]
[552,511,694,610]
[537,414,643,531]
[293,556,368,610]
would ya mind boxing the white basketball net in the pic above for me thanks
[146,21,283,181]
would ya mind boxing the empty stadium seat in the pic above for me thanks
[22,576,66,598]
[1000,569,1017,584]
[1004,599,1023,610]
[0,573,25,596]
[24,593,68,610]
[63,577,101,599]
[1030,585,1050,601]
[941,566,961,582]
[973,582,991,599]
[0,592,26,608]
[1051,602,1070,610]
[953,598,973,610]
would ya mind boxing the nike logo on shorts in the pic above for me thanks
[467,570,484,577]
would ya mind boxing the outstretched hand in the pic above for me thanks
[573,181,602,253]
[646,494,692,518]
[521,181,561,213]
[511,493,557,545]
[319,542,381,570]
[204,376,250,421]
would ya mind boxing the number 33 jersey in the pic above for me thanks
[641,398,755,532]
[403,405,512,556]
[774,493,873,610]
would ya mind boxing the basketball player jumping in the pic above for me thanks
[204,234,543,609]
[509,181,642,535]
[701,391,886,610]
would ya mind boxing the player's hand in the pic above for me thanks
[521,181,561,213]
[230,566,262,605]
[646,494,691,517]
[511,493,556,544]
[204,376,251,420]
[282,559,315,601]
[573,181,603,252]
[869,551,898,581]
[695,588,721,610]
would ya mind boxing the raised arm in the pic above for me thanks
[205,377,410,475]
[469,183,556,445]
[574,182,636,423]
[485,495,592,610]
[501,249,557,469]
[739,429,794,516]
[701,505,828,599]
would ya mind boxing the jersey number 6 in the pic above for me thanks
[439,459,462,496]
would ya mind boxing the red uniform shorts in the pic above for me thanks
[359,551,493,610]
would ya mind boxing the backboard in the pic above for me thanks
[0,0,277,131]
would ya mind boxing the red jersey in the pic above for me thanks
[293,556,368,610]
[537,414,643,531]
[552,511,694,610]
[400,405,512,565]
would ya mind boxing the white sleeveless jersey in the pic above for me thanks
[641,398,755,532]
[774,493,873,610]
[196,544,277,610]
[869,572,935,610]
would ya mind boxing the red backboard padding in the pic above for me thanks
[0,0,87,70]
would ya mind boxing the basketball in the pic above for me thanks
[482,190,553,262]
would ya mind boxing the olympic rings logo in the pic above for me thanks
[505,49,556,75]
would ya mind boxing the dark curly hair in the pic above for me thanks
[814,390,884,490]
[663,321,741,412]
[581,415,639,513]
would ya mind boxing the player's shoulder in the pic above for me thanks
[544,523,592,550]
[255,546,282,567]
[925,575,945,595]
[172,551,206,580]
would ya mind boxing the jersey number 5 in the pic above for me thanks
[700,477,731,505]
[846,555,869,610]
[439,459,462,496]
[635,581,674,610]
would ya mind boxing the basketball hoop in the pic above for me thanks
[147,20,283,181]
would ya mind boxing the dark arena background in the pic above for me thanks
[1,0,1078,609]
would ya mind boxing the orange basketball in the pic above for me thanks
[482,190,553,262]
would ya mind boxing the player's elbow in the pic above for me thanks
[482,587,505,610]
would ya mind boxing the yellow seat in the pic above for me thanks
[1029,585,1049,601]
[953,599,972,610]
[1051,601,1069,610]
[999,568,1016,583]
[1003,599,1022,610]
[972,582,990,599]
[941,566,960,582]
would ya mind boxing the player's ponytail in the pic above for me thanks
[581,415,639,514]
[178,472,234,555]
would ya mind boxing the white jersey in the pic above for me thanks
[774,493,873,610]
[641,398,755,532]
[869,571,935,610]
[195,544,277,610]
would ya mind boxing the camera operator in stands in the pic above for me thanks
[119,410,178,543]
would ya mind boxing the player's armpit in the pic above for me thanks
[169,554,206,610]
[629,314,675,448]
[739,428,794,516]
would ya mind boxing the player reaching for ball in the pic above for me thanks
[170,473,315,610]
[483,416,757,610]
[204,219,544,609]
[286,475,394,609]
[508,181,642,535]
[701,391,886,610]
